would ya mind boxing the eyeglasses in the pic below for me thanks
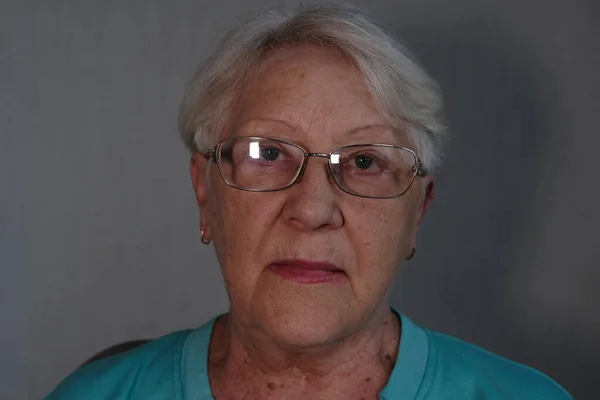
[206,136,428,199]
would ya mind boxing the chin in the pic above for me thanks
[256,295,357,348]
[269,318,347,349]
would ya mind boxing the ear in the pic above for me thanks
[190,153,210,209]
[416,176,435,228]
[408,176,435,251]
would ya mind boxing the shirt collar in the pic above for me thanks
[379,309,430,400]
[182,309,430,400]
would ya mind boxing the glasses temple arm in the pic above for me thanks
[416,159,428,177]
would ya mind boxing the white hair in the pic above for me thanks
[179,3,446,172]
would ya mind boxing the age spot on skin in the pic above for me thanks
[384,353,397,369]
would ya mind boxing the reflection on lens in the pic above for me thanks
[249,141,260,159]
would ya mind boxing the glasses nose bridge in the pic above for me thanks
[305,152,331,159]
[295,152,333,183]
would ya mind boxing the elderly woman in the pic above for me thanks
[46,4,571,400]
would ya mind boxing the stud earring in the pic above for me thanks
[200,228,211,245]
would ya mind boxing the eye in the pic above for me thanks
[259,146,281,162]
[353,155,374,170]
[336,149,389,176]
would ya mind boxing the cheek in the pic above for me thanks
[209,176,263,241]
[352,200,411,249]
[347,200,417,285]
[210,190,282,288]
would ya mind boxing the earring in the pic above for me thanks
[406,248,416,261]
[200,228,211,245]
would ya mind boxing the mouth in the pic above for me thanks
[268,259,347,284]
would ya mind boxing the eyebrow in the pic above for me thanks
[346,124,393,136]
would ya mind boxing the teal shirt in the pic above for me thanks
[45,313,572,399]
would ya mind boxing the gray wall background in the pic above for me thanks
[2,0,598,399]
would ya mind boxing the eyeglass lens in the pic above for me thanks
[216,137,418,198]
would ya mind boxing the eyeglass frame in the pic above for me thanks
[204,136,429,199]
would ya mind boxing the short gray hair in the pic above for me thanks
[179,3,446,172]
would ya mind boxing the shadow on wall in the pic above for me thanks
[390,23,597,399]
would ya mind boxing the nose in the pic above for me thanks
[283,156,343,231]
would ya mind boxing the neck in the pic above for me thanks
[208,307,400,399]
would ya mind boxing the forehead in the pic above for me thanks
[232,45,392,142]
[255,45,359,86]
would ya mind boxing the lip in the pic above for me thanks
[268,259,346,284]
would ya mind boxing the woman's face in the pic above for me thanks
[191,45,433,346]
